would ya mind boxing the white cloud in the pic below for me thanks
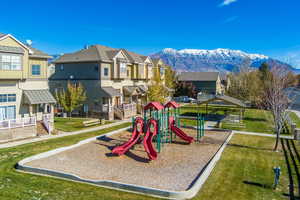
[223,16,239,23]
[219,0,238,7]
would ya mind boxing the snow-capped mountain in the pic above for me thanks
[151,48,299,74]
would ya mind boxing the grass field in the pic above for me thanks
[197,134,289,200]
[289,112,300,128]
[180,105,278,134]
[54,117,114,132]
[0,122,291,199]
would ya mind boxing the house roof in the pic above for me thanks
[23,90,56,105]
[54,45,116,63]
[198,94,246,108]
[122,49,144,63]
[101,87,121,97]
[53,44,148,65]
[28,47,52,59]
[0,33,7,39]
[151,58,161,66]
[178,72,220,81]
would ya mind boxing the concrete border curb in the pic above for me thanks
[17,128,233,199]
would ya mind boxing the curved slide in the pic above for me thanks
[169,117,194,144]
[112,117,144,156]
[143,119,158,160]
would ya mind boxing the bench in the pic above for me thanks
[82,119,100,127]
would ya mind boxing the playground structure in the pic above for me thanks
[112,101,205,160]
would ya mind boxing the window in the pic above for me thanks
[0,54,22,70]
[31,64,41,75]
[94,65,99,71]
[0,94,7,102]
[120,63,126,74]
[104,67,109,76]
[0,94,16,103]
[7,94,16,102]
[139,64,144,79]
[0,106,16,121]
[60,64,64,71]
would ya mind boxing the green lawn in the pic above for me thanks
[180,105,278,134]
[221,109,275,134]
[54,117,114,132]
[289,112,300,128]
[0,122,291,199]
[196,134,289,200]
[0,122,158,200]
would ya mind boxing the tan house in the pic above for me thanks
[50,44,167,120]
[0,33,56,140]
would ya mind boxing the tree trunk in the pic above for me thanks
[273,130,279,151]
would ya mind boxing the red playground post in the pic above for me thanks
[143,119,158,160]
[112,117,144,156]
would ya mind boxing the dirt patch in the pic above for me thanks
[26,128,230,191]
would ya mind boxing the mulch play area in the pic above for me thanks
[25,128,230,192]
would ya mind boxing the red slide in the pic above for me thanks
[143,119,158,160]
[169,117,194,144]
[112,117,144,156]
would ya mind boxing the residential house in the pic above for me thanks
[50,45,166,120]
[0,33,56,140]
[178,72,223,95]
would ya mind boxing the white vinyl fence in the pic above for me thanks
[0,117,36,130]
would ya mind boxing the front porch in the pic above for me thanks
[23,90,56,133]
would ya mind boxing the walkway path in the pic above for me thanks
[233,130,293,139]
[0,120,130,149]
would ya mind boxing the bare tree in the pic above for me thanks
[262,67,294,151]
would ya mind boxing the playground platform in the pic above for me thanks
[18,128,230,195]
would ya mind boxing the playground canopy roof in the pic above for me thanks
[144,102,164,111]
[197,95,247,108]
[164,101,180,108]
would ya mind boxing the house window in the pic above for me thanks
[139,64,144,79]
[7,94,16,102]
[0,54,22,70]
[31,64,41,75]
[104,67,109,76]
[94,65,99,71]
[0,94,7,102]
[60,64,64,71]
[0,106,16,121]
[120,63,126,74]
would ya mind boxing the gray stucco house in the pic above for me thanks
[178,72,223,95]
[50,44,166,120]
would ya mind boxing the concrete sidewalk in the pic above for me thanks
[0,119,130,149]
[233,130,293,139]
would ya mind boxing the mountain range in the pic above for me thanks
[151,48,300,74]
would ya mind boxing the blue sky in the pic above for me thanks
[1,0,300,67]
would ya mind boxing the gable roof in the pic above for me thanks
[198,94,246,108]
[122,49,144,63]
[0,33,7,39]
[54,44,149,65]
[178,72,220,81]
[28,47,52,59]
